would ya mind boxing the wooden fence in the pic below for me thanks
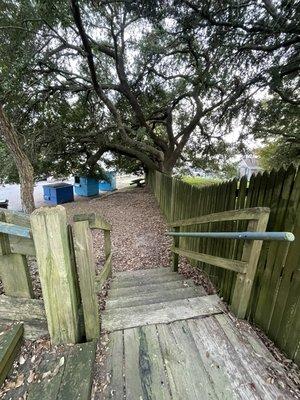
[148,166,300,365]
[0,207,112,345]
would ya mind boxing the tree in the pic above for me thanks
[0,105,35,213]
[252,96,300,168]
[0,0,271,176]
[178,0,300,105]
[0,141,19,184]
[0,1,298,177]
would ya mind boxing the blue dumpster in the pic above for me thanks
[74,176,99,197]
[43,183,74,205]
[99,171,116,191]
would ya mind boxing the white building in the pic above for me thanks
[238,157,262,180]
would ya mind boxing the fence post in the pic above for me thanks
[172,226,180,272]
[30,206,80,344]
[73,220,100,340]
[231,212,270,318]
[0,212,33,298]
[170,178,176,222]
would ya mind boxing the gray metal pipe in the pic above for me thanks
[166,231,295,242]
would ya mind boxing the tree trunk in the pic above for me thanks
[0,105,35,213]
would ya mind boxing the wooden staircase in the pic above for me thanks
[100,267,296,400]
[102,267,222,332]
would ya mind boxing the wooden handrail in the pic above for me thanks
[172,247,248,274]
[73,212,111,230]
[168,207,270,228]
[170,207,270,319]
[0,221,31,238]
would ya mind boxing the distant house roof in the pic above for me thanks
[239,157,260,169]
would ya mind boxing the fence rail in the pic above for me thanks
[148,166,300,366]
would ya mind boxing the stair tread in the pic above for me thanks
[102,294,223,332]
[106,285,207,309]
[113,267,172,279]
[108,279,195,299]
[110,273,186,289]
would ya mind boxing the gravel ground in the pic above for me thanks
[1,186,299,399]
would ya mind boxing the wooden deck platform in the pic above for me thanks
[101,267,295,399]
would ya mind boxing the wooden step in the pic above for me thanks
[0,324,23,387]
[113,267,172,280]
[102,294,223,332]
[28,340,96,400]
[106,286,207,309]
[110,272,186,289]
[108,279,195,299]
[0,295,48,340]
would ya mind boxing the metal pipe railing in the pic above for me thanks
[166,231,295,241]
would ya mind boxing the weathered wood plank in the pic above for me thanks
[73,220,99,340]
[28,353,67,400]
[124,326,171,399]
[108,279,195,299]
[30,206,80,344]
[110,272,188,289]
[73,213,111,230]
[169,207,270,227]
[8,235,36,256]
[95,253,112,291]
[172,246,248,274]
[113,267,172,281]
[104,331,124,399]
[231,213,270,319]
[0,295,48,340]
[57,341,96,400]
[0,324,23,387]
[106,286,206,310]
[157,321,218,399]
[0,221,31,238]
[215,314,294,399]
[102,295,223,332]
[188,317,258,399]
[0,254,34,298]
[0,213,34,298]
[1,210,31,227]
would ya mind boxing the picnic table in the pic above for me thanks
[130,178,145,187]
[0,199,8,209]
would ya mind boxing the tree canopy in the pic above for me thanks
[0,0,299,179]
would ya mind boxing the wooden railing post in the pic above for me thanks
[231,212,270,319]
[30,206,80,344]
[73,220,100,340]
[73,213,112,333]
[172,226,180,272]
[0,212,33,298]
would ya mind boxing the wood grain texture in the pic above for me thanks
[168,207,270,227]
[124,326,171,400]
[108,279,196,299]
[106,286,206,310]
[30,206,79,344]
[73,220,99,340]
[102,295,223,332]
[0,295,48,339]
[172,246,248,274]
[0,324,23,387]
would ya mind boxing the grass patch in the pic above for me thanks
[182,176,221,187]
